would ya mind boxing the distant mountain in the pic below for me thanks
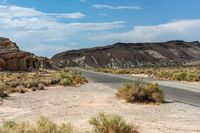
[52,41,200,68]
[0,37,54,71]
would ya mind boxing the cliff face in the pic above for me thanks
[0,37,53,71]
[52,41,200,68]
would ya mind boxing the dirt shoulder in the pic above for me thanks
[0,83,200,133]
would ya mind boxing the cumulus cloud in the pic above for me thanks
[92,4,141,10]
[88,19,200,43]
[0,4,124,57]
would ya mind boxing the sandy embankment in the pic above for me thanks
[0,83,200,133]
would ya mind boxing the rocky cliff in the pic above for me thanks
[52,41,200,68]
[0,37,53,71]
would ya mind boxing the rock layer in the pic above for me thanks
[52,41,200,68]
[0,37,53,71]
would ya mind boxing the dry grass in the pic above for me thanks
[0,113,137,133]
[0,68,88,97]
[0,116,74,133]
[59,69,88,86]
[116,80,164,104]
[90,67,200,82]
[89,112,138,133]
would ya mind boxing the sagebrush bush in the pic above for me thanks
[24,79,39,88]
[0,83,9,92]
[40,79,52,86]
[0,116,75,133]
[0,69,88,95]
[89,112,138,133]
[59,68,88,86]
[116,80,164,103]
[172,72,187,81]
[38,83,45,90]
[60,78,72,86]
[6,81,21,88]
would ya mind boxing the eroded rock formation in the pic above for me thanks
[0,37,53,71]
[52,41,200,68]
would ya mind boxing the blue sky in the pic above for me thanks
[0,0,200,57]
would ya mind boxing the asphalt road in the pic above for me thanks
[72,68,200,107]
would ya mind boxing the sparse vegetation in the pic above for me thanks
[0,116,75,133]
[0,68,88,97]
[0,113,137,133]
[38,83,45,90]
[89,112,138,133]
[90,67,200,82]
[116,80,164,103]
[59,69,88,86]
[0,113,138,133]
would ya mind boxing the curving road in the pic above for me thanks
[72,68,200,107]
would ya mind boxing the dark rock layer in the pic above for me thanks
[52,41,200,68]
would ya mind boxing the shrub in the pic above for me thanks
[38,83,45,90]
[172,72,187,81]
[16,85,26,94]
[116,80,164,103]
[143,83,164,103]
[33,116,58,133]
[40,79,52,86]
[89,112,138,133]
[58,123,74,133]
[0,83,9,92]
[0,116,75,133]
[24,80,39,88]
[60,78,72,86]
[0,121,32,133]
[73,75,88,85]
[7,81,21,88]
[59,68,87,86]
[59,69,73,80]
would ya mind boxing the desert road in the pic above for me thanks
[72,68,200,107]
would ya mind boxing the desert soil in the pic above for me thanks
[0,83,200,133]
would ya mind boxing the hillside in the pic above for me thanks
[52,40,200,68]
[0,37,53,71]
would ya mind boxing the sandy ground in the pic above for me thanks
[0,83,200,133]
[131,74,149,78]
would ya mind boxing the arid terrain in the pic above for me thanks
[0,83,200,133]
[52,41,200,68]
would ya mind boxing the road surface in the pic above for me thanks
[72,68,200,107]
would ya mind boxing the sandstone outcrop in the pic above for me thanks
[52,41,200,68]
[0,37,53,71]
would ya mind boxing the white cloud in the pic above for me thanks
[88,19,200,43]
[0,4,124,57]
[0,5,85,19]
[92,4,141,10]
[48,12,85,19]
